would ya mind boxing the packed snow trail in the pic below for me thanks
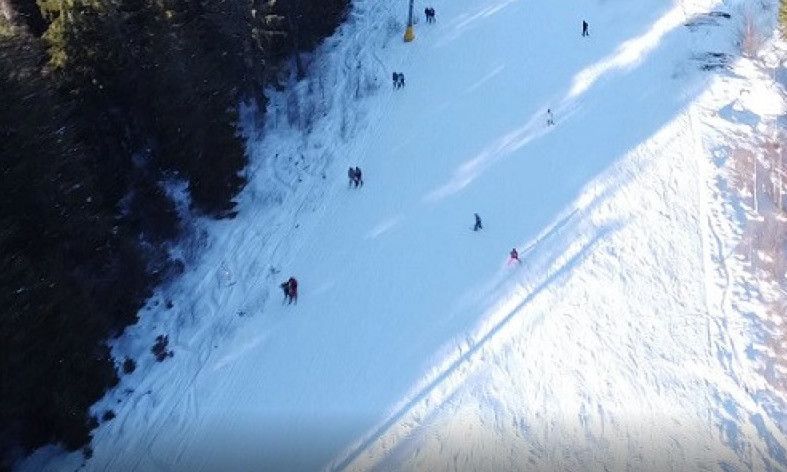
[17,0,787,470]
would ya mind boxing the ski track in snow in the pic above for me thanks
[16,0,787,470]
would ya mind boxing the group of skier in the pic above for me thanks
[473,213,520,263]
[544,22,589,126]
[348,166,364,188]
[280,15,594,304]
[392,72,406,89]
[424,7,436,23]
[280,277,298,305]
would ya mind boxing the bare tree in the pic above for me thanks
[730,146,757,197]
[763,134,782,210]
[756,214,787,279]
[776,136,787,213]
[741,8,762,58]
[736,228,757,274]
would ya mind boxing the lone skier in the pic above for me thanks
[473,213,483,231]
[547,108,554,126]
[582,20,589,37]
[509,248,520,264]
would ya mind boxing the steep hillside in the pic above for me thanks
[15,0,787,470]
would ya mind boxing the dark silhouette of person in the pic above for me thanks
[280,280,291,304]
[547,109,554,126]
[474,213,483,231]
[509,248,520,263]
[393,72,405,89]
[287,277,298,304]
[348,166,357,187]
[426,7,436,23]
[582,20,589,37]
[354,167,363,187]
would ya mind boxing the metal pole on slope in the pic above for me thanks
[404,0,415,42]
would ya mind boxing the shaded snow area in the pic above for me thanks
[18,0,787,470]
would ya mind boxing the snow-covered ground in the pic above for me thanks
[17,0,787,470]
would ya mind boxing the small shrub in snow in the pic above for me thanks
[87,415,99,431]
[102,410,116,422]
[386,16,402,40]
[151,335,173,362]
[122,357,136,374]
[693,52,732,71]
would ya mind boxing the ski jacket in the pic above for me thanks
[288,277,298,295]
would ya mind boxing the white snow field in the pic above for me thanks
[17,0,787,470]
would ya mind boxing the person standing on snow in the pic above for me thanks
[509,248,520,264]
[280,280,292,304]
[547,108,554,126]
[393,73,405,89]
[287,277,298,304]
[399,73,406,88]
[582,20,589,37]
[348,166,357,187]
[354,167,364,187]
[473,213,483,231]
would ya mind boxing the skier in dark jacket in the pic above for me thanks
[392,71,398,89]
[348,166,357,187]
[509,248,520,264]
[354,167,363,187]
[280,281,292,304]
[287,277,298,304]
[582,20,589,36]
[474,213,483,231]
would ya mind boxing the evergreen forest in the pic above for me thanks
[0,0,349,468]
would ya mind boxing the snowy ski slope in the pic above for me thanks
[17,0,787,470]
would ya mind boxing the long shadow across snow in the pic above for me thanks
[328,211,627,471]
[322,4,730,472]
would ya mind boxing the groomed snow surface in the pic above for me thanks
[18,0,787,470]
